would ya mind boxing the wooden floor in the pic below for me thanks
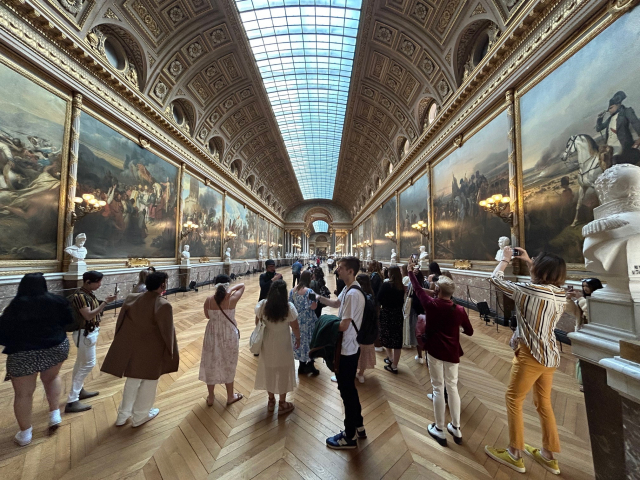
[0,266,594,480]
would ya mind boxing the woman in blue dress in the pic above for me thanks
[289,270,318,375]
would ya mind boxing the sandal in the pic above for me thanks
[206,396,214,407]
[267,398,276,412]
[226,393,243,405]
[384,365,398,374]
[384,357,392,365]
[278,401,295,415]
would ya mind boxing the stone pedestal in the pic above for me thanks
[181,258,190,266]
[179,266,191,291]
[67,261,87,276]
[62,271,85,291]
[223,263,231,276]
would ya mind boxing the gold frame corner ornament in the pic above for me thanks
[610,0,640,15]
[453,259,472,270]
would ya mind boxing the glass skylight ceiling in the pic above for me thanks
[313,220,329,232]
[235,0,362,199]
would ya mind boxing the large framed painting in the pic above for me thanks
[258,216,268,245]
[74,112,178,258]
[352,226,358,248]
[358,223,363,245]
[399,172,429,258]
[269,222,278,247]
[181,172,223,257]
[433,111,510,260]
[224,196,256,259]
[0,59,68,261]
[364,217,372,245]
[519,7,640,264]
[373,196,396,261]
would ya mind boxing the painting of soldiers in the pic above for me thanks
[224,196,257,259]
[399,173,429,259]
[181,173,223,258]
[75,114,178,258]
[373,196,396,260]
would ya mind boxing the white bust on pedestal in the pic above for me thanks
[277,250,281,259]
[258,245,264,260]
[224,247,231,264]
[366,247,372,261]
[495,236,511,262]
[269,248,275,260]
[65,233,88,274]
[418,245,429,269]
[390,249,397,265]
[181,245,191,266]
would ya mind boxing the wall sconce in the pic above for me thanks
[363,240,371,247]
[384,231,397,244]
[224,231,237,244]
[479,194,513,225]
[72,193,106,225]
[259,239,266,246]
[180,220,199,241]
[412,220,429,238]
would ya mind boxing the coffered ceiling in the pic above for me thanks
[37,0,517,218]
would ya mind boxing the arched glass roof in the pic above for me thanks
[313,220,329,232]
[235,0,362,200]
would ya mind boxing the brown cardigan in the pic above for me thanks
[101,291,179,380]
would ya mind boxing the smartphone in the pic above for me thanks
[512,249,521,257]
[308,292,317,302]
[411,254,418,262]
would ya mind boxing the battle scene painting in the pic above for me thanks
[224,196,257,259]
[373,196,396,262]
[433,111,510,260]
[181,173,223,258]
[400,173,429,259]
[258,216,268,257]
[0,61,67,260]
[520,7,640,264]
[75,114,178,258]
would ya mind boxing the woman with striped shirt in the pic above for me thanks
[485,247,569,476]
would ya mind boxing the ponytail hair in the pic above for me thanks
[213,274,231,306]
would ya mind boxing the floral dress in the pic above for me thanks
[289,288,317,362]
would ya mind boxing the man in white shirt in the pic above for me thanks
[317,256,365,449]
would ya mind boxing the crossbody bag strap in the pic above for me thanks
[215,298,240,338]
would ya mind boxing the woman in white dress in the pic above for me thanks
[199,275,245,406]
[254,279,300,415]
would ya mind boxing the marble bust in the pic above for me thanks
[495,236,511,262]
[582,164,640,302]
[418,245,429,268]
[224,247,231,264]
[65,233,88,274]
[258,245,264,260]
[180,244,190,265]
[277,250,281,259]
[390,249,397,265]
[366,247,372,261]
[269,248,275,260]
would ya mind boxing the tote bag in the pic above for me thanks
[249,301,266,354]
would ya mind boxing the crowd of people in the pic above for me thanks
[0,250,599,475]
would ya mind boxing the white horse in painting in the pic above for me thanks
[560,134,603,227]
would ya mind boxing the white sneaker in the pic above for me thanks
[330,375,337,382]
[49,409,62,430]
[357,375,365,383]
[427,393,433,401]
[115,414,131,426]
[374,347,384,352]
[415,355,424,364]
[14,427,32,446]
[132,408,159,427]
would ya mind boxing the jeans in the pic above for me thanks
[337,350,363,438]
[427,353,461,430]
[506,344,560,452]
[67,328,99,403]
[118,378,159,424]
[292,273,300,287]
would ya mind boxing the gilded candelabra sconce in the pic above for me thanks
[412,220,429,238]
[479,194,513,225]
[384,231,397,244]
[224,231,237,244]
[179,220,199,241]
[71,194,106,226]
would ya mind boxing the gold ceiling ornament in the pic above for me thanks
[126,258,151,268]
[453,134,464,148]
[138,135,150,149]
[453,259,472,270]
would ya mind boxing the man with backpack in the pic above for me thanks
[317,256,373,449]
[291,258,303,287]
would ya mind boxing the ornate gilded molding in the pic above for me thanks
[453,259,472,270]
[126,258,151,268]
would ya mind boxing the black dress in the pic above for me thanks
[377,282,406,349]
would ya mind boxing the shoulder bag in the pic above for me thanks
[249,302,266,354]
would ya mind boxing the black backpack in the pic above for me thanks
[347,285,378,345]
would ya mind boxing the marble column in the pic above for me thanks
[505,90,519,250]
[63,93,83,257]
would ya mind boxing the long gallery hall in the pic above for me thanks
[0,0,638,478]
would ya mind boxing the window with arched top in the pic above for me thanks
[428,102,438,125]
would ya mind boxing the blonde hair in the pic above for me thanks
[437,276,456,297]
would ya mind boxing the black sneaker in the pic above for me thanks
[326,431,358,449]
[356,426,367,439]
[298,362,309,375]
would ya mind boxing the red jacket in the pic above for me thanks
[408,272,473,363]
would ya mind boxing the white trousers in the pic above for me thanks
[117,378,158,424]
[427,353,461,430]
[67,328,99,403]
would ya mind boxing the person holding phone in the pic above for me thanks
[289,270,318,375]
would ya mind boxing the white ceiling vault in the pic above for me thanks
[35,0,516,217]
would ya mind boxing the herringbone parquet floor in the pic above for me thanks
[0,266,594,479]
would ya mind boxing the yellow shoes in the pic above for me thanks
[524,444,561,475]
[484,446,526,473]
